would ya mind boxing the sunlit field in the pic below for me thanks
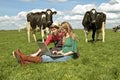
[0,29,120,80]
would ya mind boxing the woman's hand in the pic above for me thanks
[57,50,63,55]
[52,50,58,54]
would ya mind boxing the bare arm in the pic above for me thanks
[57,51,73,56]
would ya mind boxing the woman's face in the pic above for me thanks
[62,28,67,34]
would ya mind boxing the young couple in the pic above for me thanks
[13,21,79,66]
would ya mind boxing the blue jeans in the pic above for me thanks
[41,55,73,62]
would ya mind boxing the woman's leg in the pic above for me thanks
[41,55,72,62]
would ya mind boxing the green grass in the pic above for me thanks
[0,29,120,80]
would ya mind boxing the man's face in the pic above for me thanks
[51,27,58,35]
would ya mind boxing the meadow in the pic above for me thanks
[0,29,120,80]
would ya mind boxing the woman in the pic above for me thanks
[13,21,79,66]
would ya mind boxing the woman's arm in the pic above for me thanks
[63,51,73,56]
[57,51,73,56]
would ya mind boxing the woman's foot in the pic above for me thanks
[12,49,22,58]
[12,50,25,66]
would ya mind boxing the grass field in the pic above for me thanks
[0,29,120,80]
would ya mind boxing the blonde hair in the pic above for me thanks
[61,21,77,42]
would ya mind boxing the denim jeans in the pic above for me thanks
[41,55,73,62]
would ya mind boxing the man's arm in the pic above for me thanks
[45,35,53,45]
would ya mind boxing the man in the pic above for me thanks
[46,22,63,50]
[30,22,63,57]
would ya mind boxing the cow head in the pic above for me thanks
[113,26,120,32]
[46,9,57,27]
[27,12,34,22]
[90,9,97,24]
[46,9,57,15]
[113,27,117,32]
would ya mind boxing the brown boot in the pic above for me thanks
[13,51,25,66]
[21,56,42,63]
[16,49,42,63]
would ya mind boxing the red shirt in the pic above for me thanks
[45,32,63,46]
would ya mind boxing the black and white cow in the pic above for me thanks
[41,9,57,42]
[82,9,106,43]
[26,9,57,42]
[112,25,120,32]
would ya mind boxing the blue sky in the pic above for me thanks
[0,0,108,16]
[0,0,120,30]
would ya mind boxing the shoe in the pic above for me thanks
[13,50,25,66]
[16,48,24,55]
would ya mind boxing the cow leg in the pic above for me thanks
[18,27,21,32]
[96,31,99,41]
[84,30,88,43]
[92,28,96,42]
[41,27,45,42]
[32,30,37,42]
[27,22,31,43]
[118,29,120,32]
[102,22,105,42]
[46,27,50,37]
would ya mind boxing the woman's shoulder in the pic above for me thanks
[66,37,76,42]
[69,37,78,43]
[67,37,76,41]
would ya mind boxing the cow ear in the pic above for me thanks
[53,11,57,14]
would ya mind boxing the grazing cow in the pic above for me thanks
[82,9,106,43]
[18,26,26,32]
[112,25,120,32]
[26,9,57,42]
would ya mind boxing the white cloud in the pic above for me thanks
[106,12,120,19]
[98,2,120,12]
[63,15,82,21]
[0,12,27,30]
[72,4,96,14]
[109,0,120,4]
